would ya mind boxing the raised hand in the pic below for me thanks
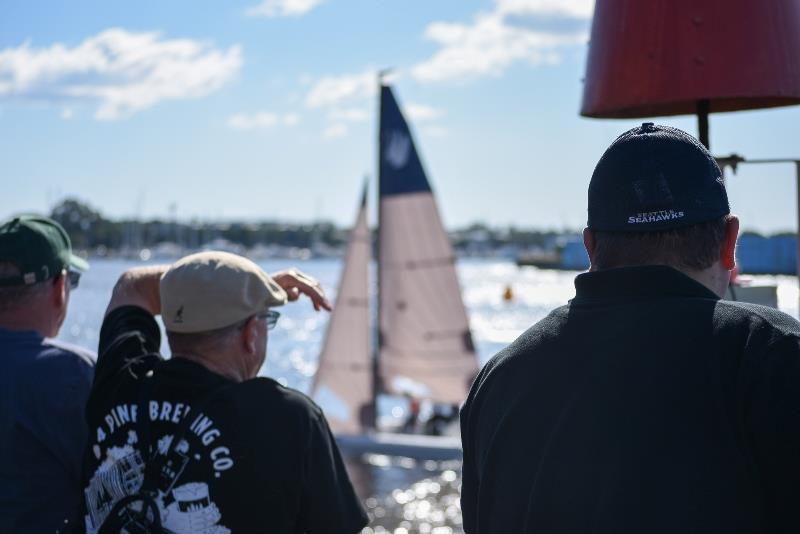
[270,269,332,312]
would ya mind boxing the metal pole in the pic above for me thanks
[697,99,710,149]
[726,157,800,305]
[796,162,800,304]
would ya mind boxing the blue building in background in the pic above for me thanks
[560,238,591,271]
[736,234,797,275]
[518,233,797,274]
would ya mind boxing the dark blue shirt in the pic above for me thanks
[0,327,94,533]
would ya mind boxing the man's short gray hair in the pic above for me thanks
[166,316,250,354]
[0,262,49,313]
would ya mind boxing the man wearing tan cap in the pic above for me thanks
[80,251,368,533]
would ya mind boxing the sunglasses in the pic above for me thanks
[58,270,81,290]
[256,310,280,330]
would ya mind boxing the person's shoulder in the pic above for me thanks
[490,305,570,365]
[19,338,95,392]
[235,377,323,419]
[35,338,95,382]
[714,300,800,339]
[474,304,570,386]
[42,337,96,369]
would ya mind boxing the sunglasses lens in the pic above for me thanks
[68,271,80,289]
[267,310,279,330]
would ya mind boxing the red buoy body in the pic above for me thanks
[581,0,800,118]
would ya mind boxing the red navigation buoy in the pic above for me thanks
[580,0,800,148]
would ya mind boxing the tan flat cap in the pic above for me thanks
[160,251,287,333]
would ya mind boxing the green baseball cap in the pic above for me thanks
[0,215,89,287]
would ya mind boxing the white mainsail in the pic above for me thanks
[377,85,479,405]
[311,186,372,435]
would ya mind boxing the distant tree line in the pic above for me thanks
[44,198,578,253]
[44,198,789,254]
[49,198,348,251]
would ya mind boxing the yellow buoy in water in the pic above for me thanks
[502,285,514,302]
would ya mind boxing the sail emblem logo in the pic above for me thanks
[385,130,411,169]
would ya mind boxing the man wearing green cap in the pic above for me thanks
[0,215,94,532]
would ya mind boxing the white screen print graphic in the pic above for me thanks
[84,400,233,533]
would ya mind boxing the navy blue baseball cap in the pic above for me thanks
[588,123,730,232]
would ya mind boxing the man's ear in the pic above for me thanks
[53,270,67,308]
[721,215,739,271]
[583,227,596,260]
[241,316,258,354]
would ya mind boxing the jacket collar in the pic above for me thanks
[574,265,720,301]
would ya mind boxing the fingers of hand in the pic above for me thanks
[270,269,331,311]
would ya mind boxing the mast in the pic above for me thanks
[373,69,391,430]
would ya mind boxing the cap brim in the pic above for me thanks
[262,273,288,307]
[69,253,89,272]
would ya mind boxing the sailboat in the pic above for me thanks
[310,82,479,460]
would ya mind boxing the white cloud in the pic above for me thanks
[306,72,446,139]
[328,107,370,122]
[305,70,377,109]
[246,0,323,18]
[411,1,590,83]
[60,108,74,120]
[0,28,242,120]
[227,111,300,130]
[323,123,348,139]
[228,112,278,130]
[405,103,444,121]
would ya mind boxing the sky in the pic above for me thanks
[1,0,798,233]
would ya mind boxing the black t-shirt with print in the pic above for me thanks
[81,305,368,534]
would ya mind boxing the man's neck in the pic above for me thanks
[680,263,731,298]
[0,312,54,337]
[171,350,248,383]
[589,262,731,298]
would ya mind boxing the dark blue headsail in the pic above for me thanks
[379,85,433,197]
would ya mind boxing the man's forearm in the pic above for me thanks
[105,265,169,317]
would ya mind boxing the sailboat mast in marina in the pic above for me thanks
[312,82,479,441]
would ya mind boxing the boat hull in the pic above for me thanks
[335,432,462,461]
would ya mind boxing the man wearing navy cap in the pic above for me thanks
[0,215,94,532]
[460,124,800,533]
